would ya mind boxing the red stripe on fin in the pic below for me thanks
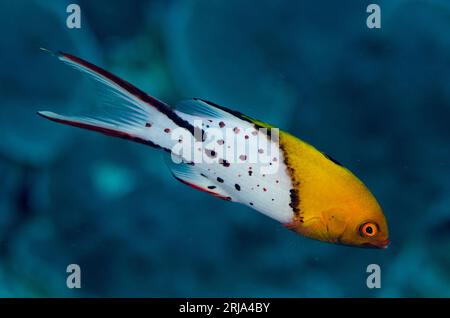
[43,49,200,139]
[58,52,169,111]
[174,176,232,201]
[37,111,165,150]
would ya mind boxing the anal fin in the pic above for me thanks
[168,159,233,201]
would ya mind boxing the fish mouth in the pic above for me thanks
[362,239,390,249]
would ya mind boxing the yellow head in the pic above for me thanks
[281,133,389,249]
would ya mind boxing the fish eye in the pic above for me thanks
[359,222,378,238]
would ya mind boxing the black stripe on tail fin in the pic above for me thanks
[40,49,202,141]
[59,52,169,112]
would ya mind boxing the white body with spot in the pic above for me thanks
[38,51,295,225]
[172,110,294,223]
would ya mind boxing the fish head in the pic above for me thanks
[282,144,389,248]
[288,182,389,249]
[321,164,390,249]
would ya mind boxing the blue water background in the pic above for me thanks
[0,0,449,297]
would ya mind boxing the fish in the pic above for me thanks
[38,50,389,249]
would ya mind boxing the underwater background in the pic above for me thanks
[1,0,450,297]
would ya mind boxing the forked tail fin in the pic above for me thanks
[38,49,197,152]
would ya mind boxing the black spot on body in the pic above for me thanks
[219,159,230,167]
[207,185,216,189]
[217,177,224,183]
[235,184,241,191]
[205,149,216,158]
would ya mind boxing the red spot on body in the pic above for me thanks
[219,121,225,128]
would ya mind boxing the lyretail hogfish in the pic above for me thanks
[38,50,389,248]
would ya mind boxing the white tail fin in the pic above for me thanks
[37,111,164,148]
[38,50,198,152]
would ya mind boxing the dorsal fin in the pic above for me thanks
[175,98,272,126]
[174,98,242,121]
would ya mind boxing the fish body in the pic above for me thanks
[38,50,389,248]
